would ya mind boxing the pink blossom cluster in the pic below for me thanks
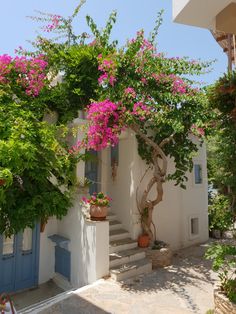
[44,15,62,32]
[131,102,151,121]
[97,54,116,87]
[86,100,124,150]
[124,87,136,99]
[0,54,48,96]
[140,39,155,52]
[68,141,83,154]
[82,192,111,206]
[0,55,12,83]
[152,73,187,95]
[191,124,205,137]
[171,76,187,94]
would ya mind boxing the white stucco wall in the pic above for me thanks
[38,217,58,284]
[38,118,109,288]
[102,131,208,250]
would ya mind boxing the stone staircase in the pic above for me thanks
[108,211,152,281]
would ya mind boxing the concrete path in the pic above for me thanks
[36,242,219,314]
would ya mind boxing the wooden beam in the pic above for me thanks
[216,34,228,42]
[227,34,233,72]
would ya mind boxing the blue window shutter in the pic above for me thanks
[111,144,119,166]
[194,164,202,184]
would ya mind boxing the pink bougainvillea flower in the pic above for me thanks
[124,87,136,98]
[85,100,125,150]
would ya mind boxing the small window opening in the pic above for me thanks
[194,164,202,184]
[191,218,199,235]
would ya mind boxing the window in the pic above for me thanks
[194,164,202,184]
[22,228,33,252]
[3,235,14,255]
[190,218,199,236]
[111,143,119,166]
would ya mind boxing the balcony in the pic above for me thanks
[173,0,236,34]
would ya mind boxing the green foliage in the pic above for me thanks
[208,70,236,115]
[0,83,80,236]
[209,194,234,232]
[86,11,118,48]
[207,72,236,213]
[205,243,236,303]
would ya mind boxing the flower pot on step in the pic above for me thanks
[90,205,108,221]
[138,234,150,248]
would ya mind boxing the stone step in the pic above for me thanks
[107,212,117,221]
[109,228,130,241]
[109,220,123,231]
[109,248,146,268]
[110,258,152,281]
[109,238,137,253]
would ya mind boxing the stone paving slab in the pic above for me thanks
[37,241,222,314]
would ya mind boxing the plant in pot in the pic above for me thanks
[82,192,111,221]
[138,207,150,248]
[205,243,236,311]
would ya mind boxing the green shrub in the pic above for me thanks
[205,243,236,303]
[208,194,234,232]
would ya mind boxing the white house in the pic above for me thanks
[0,116,208,293]
[34,117,208,289]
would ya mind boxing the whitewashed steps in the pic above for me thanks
[107,212,117,221]
[109,248,146,268]
[110,258,152,281]
[108,213,152,281]
[109,238,137,254]
[109,228,130,241]
[109,220,123,231]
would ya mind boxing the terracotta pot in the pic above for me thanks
[138,234,150,248]
[90,205,108,221]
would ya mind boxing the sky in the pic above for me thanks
[0,0,228,84]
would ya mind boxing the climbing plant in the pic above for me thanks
[0,2,212,239]
[0,49,80,236]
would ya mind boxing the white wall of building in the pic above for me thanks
[102,131,208,250]
[38,118,109,288]
[38,217,58,284]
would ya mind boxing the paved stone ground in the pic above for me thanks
[37,241,221,314]
[12,280,64,310]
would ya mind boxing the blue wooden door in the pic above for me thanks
[85,150,100,194]
[0,225,40,293]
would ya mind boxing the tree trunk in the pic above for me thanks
[131,124,169,241]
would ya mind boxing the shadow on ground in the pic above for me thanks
[120,242,217,313]
[38,294,111,314]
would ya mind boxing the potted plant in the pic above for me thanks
[138,234,150,248]
[82,192,111,221]
[205,243,236,312]
[146,240,172,268]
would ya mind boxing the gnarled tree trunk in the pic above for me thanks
[131,123,173,241]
